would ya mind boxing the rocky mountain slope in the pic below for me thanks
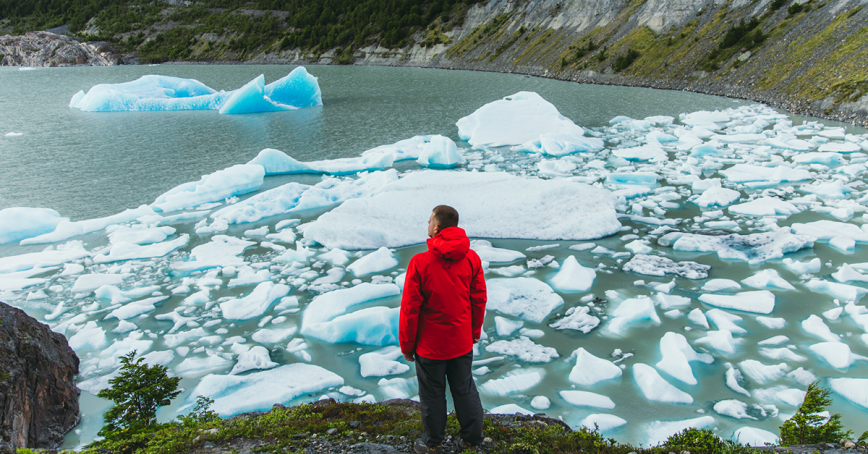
[0,302,80,450]
[1,0,866,125]
[0,31,126,66]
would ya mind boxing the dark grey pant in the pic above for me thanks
[415,351,484,447]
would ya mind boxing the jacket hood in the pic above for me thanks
[427,226,470,261]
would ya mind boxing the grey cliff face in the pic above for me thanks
[0,302,80,450]
[0,31,121,67]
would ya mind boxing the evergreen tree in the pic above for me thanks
[779,382,852,446]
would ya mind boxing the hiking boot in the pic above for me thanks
[458,439,479,452]
[414,439,444,454]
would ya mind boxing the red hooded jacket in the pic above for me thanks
[399,226,487,360]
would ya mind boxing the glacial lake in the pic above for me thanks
[1,65,867,449]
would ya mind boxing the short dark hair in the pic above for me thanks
[432,205,459,229]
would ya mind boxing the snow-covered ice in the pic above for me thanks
[485,336,559,363]
[698,291,775,314]
[632,363,693,404]
[549,256,596,292]
[560,390,615,409]
[486,277,564,323]
[300,283,401,345]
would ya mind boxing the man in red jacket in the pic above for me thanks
[400,205,487,453]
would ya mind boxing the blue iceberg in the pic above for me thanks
[69,67,321,114]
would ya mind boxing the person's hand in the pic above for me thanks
[472,336,480,344]
[403,352,415,362]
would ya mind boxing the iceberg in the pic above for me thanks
[457,92,585,149]
[549,306,600,333]
[656,332,713,385]
[70,67,321,114]
[828,378,868,410]
[549,256,596,292]
[698,291,775,314]
[728,197,800,217]
[645,416,716,446]
[579,414,627,432]
[346,247,399,277]
[486,277,564,323]
[184,364,343,417]
[152,164,264,213]
[733,427,779,446]
[21,205,156,245]
[219,282,290,320]
[485,336,559,363]
[470,240,525,263]
[559,390,615,409]
[208,182,310,225]
[658,229,814,264]
[605,297,661,336]
[359,346,409,378]
[0,241,89,274]
[632,363,693,404]
[568,347,622,386]
[0,207,67,244]
[303,170,621,250]
[719,164,812,183]
[622,254,710,279]
[300,283,401,345]
[479,368,544,395]
[93,234,189,263]
[247,148,396,176]
[514,132,605,156]
[418,135,465,168]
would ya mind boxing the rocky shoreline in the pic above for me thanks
[0,31,131,67]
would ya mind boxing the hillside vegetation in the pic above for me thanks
[1,0,866,125]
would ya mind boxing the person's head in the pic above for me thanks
[428,205,459,238]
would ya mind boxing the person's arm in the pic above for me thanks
[399,258,423,361]
[468,253,487,343]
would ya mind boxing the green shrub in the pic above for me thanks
[778,382,852,446]
[614,48,640,71]
[771,0,787,9]
[788,2,804,15]
[664,427,724,453]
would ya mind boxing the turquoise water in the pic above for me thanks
[1,65,867,449]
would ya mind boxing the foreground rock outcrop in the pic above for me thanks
[0,31,123,67]
[0,302,80,450]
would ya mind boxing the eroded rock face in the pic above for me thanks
[0,302,80,449]
[0,31,121,67]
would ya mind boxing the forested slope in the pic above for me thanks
[1,0,866,125]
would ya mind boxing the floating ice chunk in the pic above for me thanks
[757,316,786,329]
[479,368,544,395]
[738,360,789,385]
[0,207,67,244]
[300,283,401,345]
[185,364,343,416]
[782,258,821,275]
[713,399,755,420]
[818,141,862,153]
[805,279,868,301]
[262,67,322,110]
[699,291,775,314]
[251,326,297,344]
[733,427,779,446]
[514,132,605,156]
[247,149,313,174]
[219,75,294,115]
[706,309,747,334]
[719,164,811,183]
[549,256,596,292]
[485,336,559,363]
[828,378,868,409]
[470,240,525,263]
[549,306,600,333]
[681,110,730,125]
[792,152,844,164]
[456,92,584,148]
[729,197,800,217]
[228,267,271,288]
[107,225,174,245]
[71,273,131,294]
[152,164,264,213]
[94,284,160,306]
[622,254,710,279]
[660,229,814,264]
[378,377,418,399]
[417,135,465,168]
[163,327,207,348]
[753,386,806,407]
[790,220,868,242]
[695,330,740,355]
[759,335,790,346]
[800,180,854,199]
[347,247,398,276]
[21,205,156,245]
[695,187,740,208]
[560,390,615,409]
[361,135,432,162]
[359,346,409,377]
[142,350,175,367]
[219,282,290,320]
[536,158,577,178]
[531,396,551,410]
[656,332,713,385]
[68,321,106,351]
[725,365,750,396]
[303,171,621,250]
[702,279,741,292]
[106,296,168,320]
[94,234,189,263]
[494,316,524,336]
[832,264,868,283]
[687,308,709,329]
[568,348,622,385]
[318,248,351,267]
[613,145,667,162]
[633,363,693,404]
[605,297,660,335]
[489,404,534,416]
[210,182,310,225]
[759,347,806,362]
[230,346,277,375]
[625,240,653,254]
[487,277,564,323]
[274,242,316,264]
[809,342,866,369]
[171,235,254,273]
[579,414,627,432]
